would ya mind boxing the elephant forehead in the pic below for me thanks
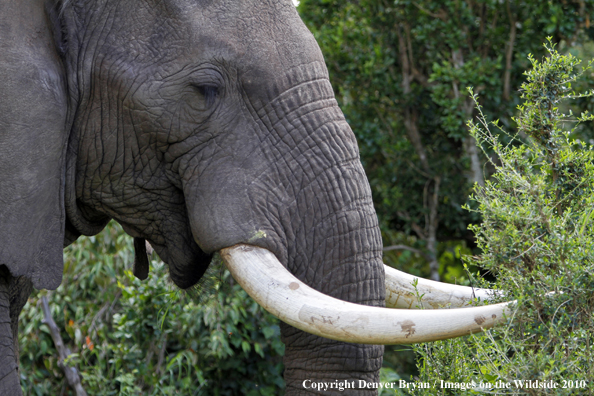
[86,0,326,98]
[181,0,324,78]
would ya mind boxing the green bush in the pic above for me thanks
[19,223,284,395]
[411,40,594,395]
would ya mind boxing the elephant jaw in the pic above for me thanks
[221,244,512,344]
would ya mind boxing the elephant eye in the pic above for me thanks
[193,84,219,108]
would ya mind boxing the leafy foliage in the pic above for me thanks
[298,0,594,281]
[19,223,284,395]
[412,41,594,394]
[298,1,593,379]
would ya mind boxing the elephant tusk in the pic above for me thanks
[220,244,513,345]
[384,265,500,309]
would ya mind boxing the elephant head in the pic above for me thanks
[0,0,510,394]
[56,1,387,390]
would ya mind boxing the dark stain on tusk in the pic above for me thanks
[399,320,416,338]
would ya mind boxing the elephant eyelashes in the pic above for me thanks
[193,84,219,108]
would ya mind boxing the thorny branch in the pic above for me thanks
[41,296,87,396]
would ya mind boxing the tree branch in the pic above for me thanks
[383,244,432,261]
[155,334,168,377]
[397,24,431,172]
[426,176,441,281]
[503,0,517,101]
[450,48,485,187]
[412,2,448,20]
[88,289,121,336]
[41,296,87,396]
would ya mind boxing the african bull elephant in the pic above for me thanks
[0,0,509,394]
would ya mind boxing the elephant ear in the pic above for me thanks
[0,0,69,289]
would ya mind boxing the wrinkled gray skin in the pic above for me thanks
[0,0,385,394]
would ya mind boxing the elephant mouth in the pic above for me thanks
[220,244,512,344]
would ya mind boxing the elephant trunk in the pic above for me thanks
[274,119,385,393]
[274,121,385,393]
[180,66,385,393]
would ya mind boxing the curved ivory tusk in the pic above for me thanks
[384,265,499,309]
[221,244,512,345]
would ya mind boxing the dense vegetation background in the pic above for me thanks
[298,0,594,379]
[20,225,284,395]
[19,1,594,394]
